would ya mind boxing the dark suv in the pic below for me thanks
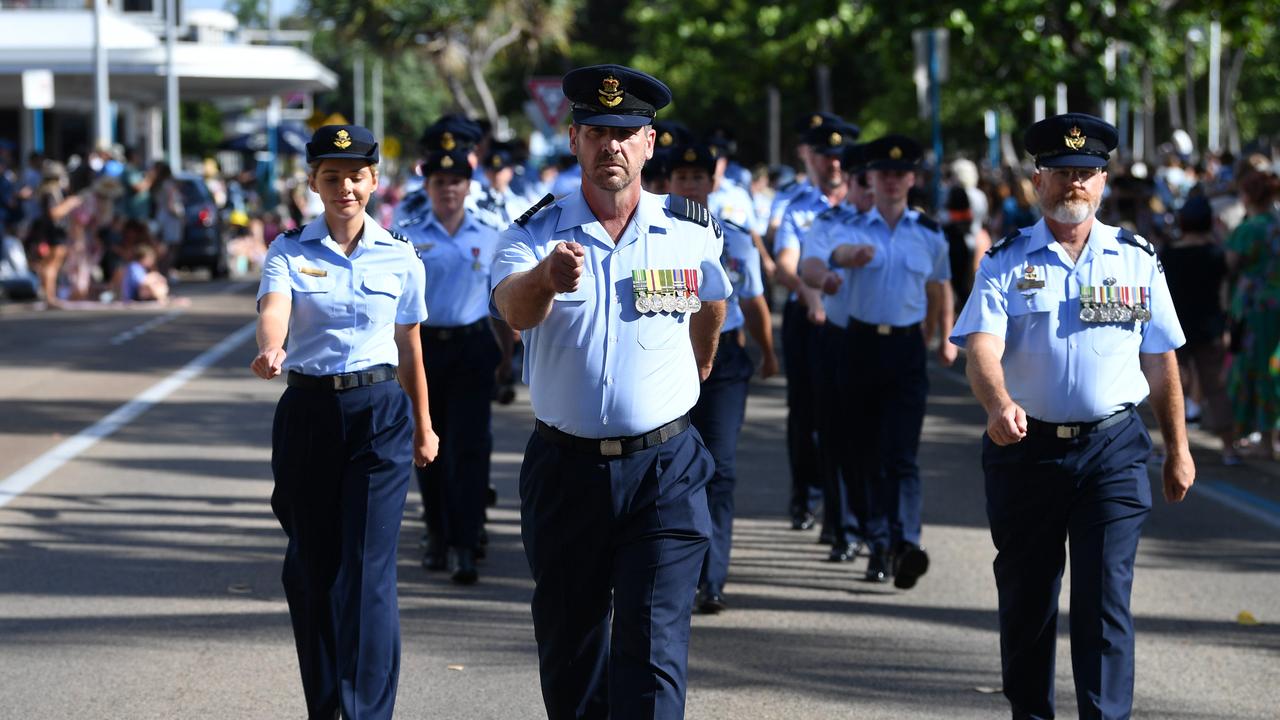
[172,173,229,278]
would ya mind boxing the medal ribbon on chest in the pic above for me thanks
[1078,280,1151,323]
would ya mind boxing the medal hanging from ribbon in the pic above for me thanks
[471,247,482,271]
[631,268,700,314]
[1079,282,1151,324]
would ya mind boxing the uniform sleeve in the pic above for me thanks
[949,256,1007,347]
[397,249,429,325]
[738,235,764,300]
[1139,258,1186,353]
[929,232,951,282]
[256,237,291,305]
[800,218,833,263]
[774,208,803,254]
[699,225,732,302]
[489,225,540,318]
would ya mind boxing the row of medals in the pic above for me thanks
[1079,284,1151,323]
[632,270,701,314]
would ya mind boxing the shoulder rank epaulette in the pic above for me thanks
[915,213,941,233]
[778,180,797,194]
[388,230,409,243]
[515,193,555,227]
[986,230,1021,257]
[1117,227,1155,256]
[816,205,842,222]
[721,217,748,235]
[283,225,303,238]
[667,196,722,239]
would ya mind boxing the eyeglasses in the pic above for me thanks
[1040,167,1104,183]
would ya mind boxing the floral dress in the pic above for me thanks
[1226,212,1280,435]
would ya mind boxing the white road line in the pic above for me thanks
[1193,481,1280,532]
[109,309,185,346]
[0,320,258,510]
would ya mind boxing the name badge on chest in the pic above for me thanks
[1015,264,1044,291]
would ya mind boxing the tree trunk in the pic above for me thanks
[1223,47,1245,155]
[445,71,480,117]
[1183,44,1198,155]
[469,49,501,128]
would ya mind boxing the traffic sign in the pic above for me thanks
[527,77,569,128]
[22,70,54,110]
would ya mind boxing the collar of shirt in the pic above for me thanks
[421,208,486,240]
[554,188,666,251]
[862,205,924,232]
[298,212,392,253]
[1024,218,1120,265]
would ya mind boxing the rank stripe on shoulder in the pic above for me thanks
[515,193,555,227]
[283,225,304,238]
[915,213,941,233]
[721,217,749,235]
[1117,227,1155,256]
[986,229,1021,256]
[388,229,409,243]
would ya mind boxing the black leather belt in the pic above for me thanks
[421,319,489,341]
[848,318,922,337]
[1026,405,1135,440]
[286,364,397,392]
[535,415,690,457]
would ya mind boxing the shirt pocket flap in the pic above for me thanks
[362,272,401,297]
[554,281,594,303]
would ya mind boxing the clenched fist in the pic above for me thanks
[251,347,288,380]
[543,241,585,293]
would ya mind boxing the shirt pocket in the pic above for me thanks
[903,243,935,278]
[637,312,686,350]
[291,272,336,295]
[1088,322,1141,356]
[1005,290,1052,354]
[545,279,595,348]
[360,272,402,325]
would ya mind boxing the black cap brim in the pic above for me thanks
[570,110,653,128]
[866,159,919,171]
[1036,153,1109,169]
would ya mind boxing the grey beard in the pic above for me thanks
[1046,197,1097,224]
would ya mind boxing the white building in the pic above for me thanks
[0,0,337,161]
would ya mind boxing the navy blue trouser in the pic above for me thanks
[983,411,1152,720]
[818,321,864,547]
[781,299,823,518]
[271,380,412,720]
[691,334,754,593]
[844,325,927,553]
[415,327,500,549]
[519,425,714,720]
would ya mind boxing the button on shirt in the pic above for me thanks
[257,214,429,376]
[405,209,500,327]
[949,219,1185,423]
[720,219,764,333]
[799,204,863,328]
[491,189,731,438]
[844,206,949,326]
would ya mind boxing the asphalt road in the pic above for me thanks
[1,279,1277,719]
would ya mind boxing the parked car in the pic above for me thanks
[171,173,229,278]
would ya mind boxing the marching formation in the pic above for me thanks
[250,64,1195,720]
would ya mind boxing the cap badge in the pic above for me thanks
[683,148,697,162]
[441,132,456,151]
[810,114,824,128]
[829,132,843,146]
[491,156,502,168]
[440,155,455,169]
[1065,126,1087,151]
[889,146,903,159]
[599,75,624,108]
[659,131,673,147]
[333,129,352,150]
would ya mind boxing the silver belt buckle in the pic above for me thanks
[876,324,891,335]
[599,439,623,456]
[1056,425,1080,439]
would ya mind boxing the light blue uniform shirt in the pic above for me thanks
[768,180,809,229]
[404,209,501,327]
[844,206,950,326]
[391,179,484,229]
[950,219,1186,423]
[257,214,429,376]
[720,219,764,333]
[491,189,732,438]
[709,181,762,236]
[773,183,833,254]
[799,204,863,328]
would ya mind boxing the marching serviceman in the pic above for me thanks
[491,64,730,720]
[950,113,1194,719]
[403,140,514,584]
[252,125,438,720]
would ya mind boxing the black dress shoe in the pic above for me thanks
[827,541,862,562]
[451,547,478,585]
[422,534,447,571]
[864,548,892,583]
[893,543,930,590]
[791,512,816,531]
[696,587,727,614]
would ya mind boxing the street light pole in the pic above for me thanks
[165,0,180,166]
[93,0,112,150]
